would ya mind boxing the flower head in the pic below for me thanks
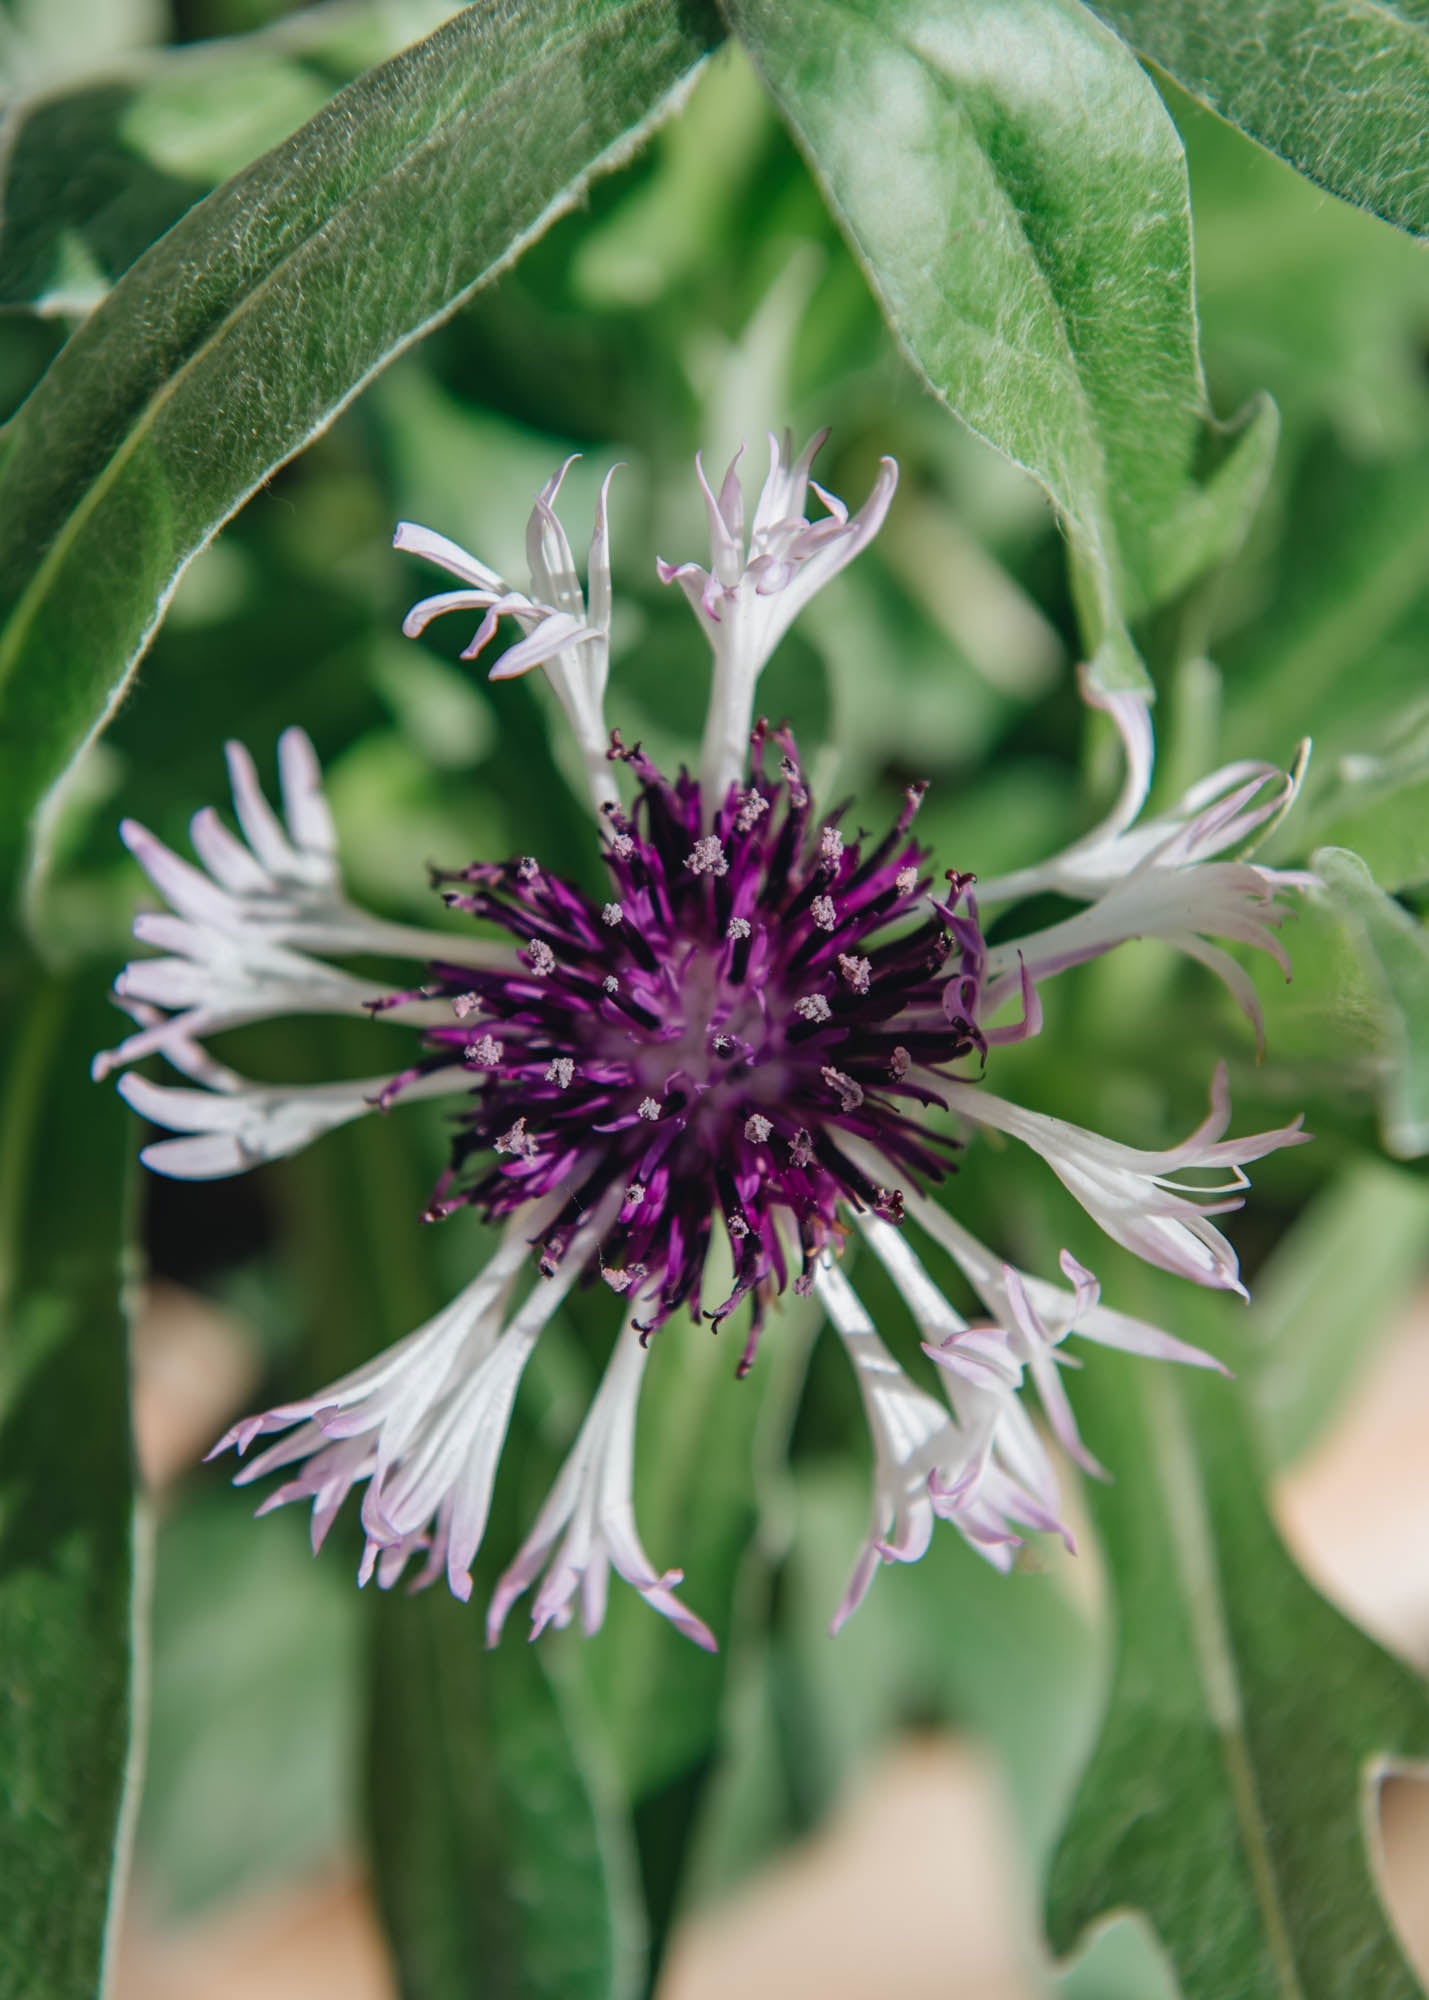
[101,435,1309,1648]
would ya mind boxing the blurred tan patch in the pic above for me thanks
[661,1735,1035,2000]
[115,1870,395,2000]
[1275,1283,1429,1664]
[130,1280,258,1491]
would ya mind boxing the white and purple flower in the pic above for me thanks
[99,433,1309,1647]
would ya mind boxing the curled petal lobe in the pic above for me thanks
[486,1303,716,1650]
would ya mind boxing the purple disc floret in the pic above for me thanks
[410,726,982,1368]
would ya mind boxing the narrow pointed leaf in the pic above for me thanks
[370,1602,645,2000]
[1085,0,1429,240]
[724,0,1277,694]
[0,0,722,914]
[0,975,140,2000]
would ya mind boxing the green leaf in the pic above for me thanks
[724,0,1277,692]
[370,1602,645,2000]
[137,1495,361,1919]
[1084,0,1429,240]
[0,1,466,315]
[1312,848,1429,1159]
[0,974,140,2000]
[1047,1334,1429,2000]
[0,0,722,917]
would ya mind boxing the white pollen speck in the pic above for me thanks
[638,1096,661,1121]
[727,916,752,941]
[796,994,832,1023]
[517,856,540,881]
[467,1033,503,1067]
[838,953,873,995]
[728,1214,750,1240]
[896,865,919,896]
[451,991,479,1019]
[625,1182,647,1207]
[811,894,837,932]
[790,1128,815,1168]
[602,901,624,926]
[545,1057,575,1089]
[686,834,728,878]
[744,1114,773,1145]
[612,831,635,859]
[527,939,555,976]
[889,1045,911,1081]
[735,789,770,833]
[821,1065,864,1113]
[602,1262,646,1295]
[820,826,845,869]
[496,1117,538,1159]
[603,974,620,995]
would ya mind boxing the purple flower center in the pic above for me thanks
[416,729,983,1368]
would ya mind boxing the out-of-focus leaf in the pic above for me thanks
[0,0,464,315]
[1223,443,1429,761]
[0,0,723,917]
[725,0,1277,693]
[1290,705,1429,895]
[0,974,139,2000]
[370,1603,645,2000]
[1313,848,1429,1160]
[138,1495,360,1918]
[1047,1325,1429,2000]
[1253,1160,1429,1470]
[0,0,162,96]
[1085,0,1429,240]
[1057,1917,1185,1999]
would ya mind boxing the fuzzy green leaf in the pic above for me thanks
[0,975,140,2000]
[1047,1330,1429,1999]
[724,0,1277,693]
[370,1602,644,2000]
[1086,0,1429,240]
[0,0,722,917]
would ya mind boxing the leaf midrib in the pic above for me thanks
[1146,1367,1307,2000]
[0,0,662,702]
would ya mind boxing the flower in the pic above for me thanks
[101,433,1308,1648]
